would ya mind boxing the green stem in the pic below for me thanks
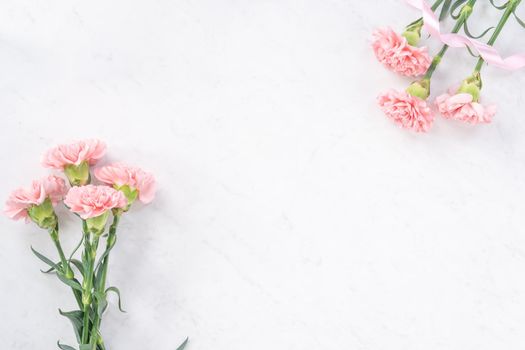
[49,227,83,308]
[424,0,478,79]
[89,213,121,349]
[474,0,522,72]
[81,224,100,345]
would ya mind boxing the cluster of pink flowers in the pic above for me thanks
[4,139,156,226]
[376,85,496,132]
[372,26,496,133]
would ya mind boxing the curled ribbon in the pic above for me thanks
[405,0,525,70]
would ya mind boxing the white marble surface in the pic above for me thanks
[2,0,525,349]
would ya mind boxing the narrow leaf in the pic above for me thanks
[489,0,508,10]
[451,0,468,19]
[106,286,126,312]
[439,0,453,21]
[57,341,77,350]
[463,21,494,39]
[94,291,108,316]
[31,246,59,270]
[176,337,189,350]
[57,274,83,292]
[41,265,58,274]
[70,259,85,278]
[68,235,84,262]
[59,309,83,342]
[514,10,525,28]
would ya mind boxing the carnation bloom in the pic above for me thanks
[94,163,156,204]
[64,185,127,220]
[378,89,433,132]
[4,175,67,221]
[372,27,431,77]
[42,139,106,169]
[435,90,496,124]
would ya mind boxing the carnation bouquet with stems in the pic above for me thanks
[4,139,187,350]
[372,0,525,132]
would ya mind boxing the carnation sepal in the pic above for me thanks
[85,212,110,236]
[64,161,90,186]
[406,79,430,99]
[27,198,58,230]
[106,286,126,313]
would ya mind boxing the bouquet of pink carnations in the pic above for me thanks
[4,140,185,350]
[372,0,525,132]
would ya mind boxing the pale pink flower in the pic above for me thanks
[4,175,67,221]
[42,139,106,169]
[94,163,156,204]
[372,27,431,77]
[435,91,496,124]
[64,185,127,219]
[378,89,434,132]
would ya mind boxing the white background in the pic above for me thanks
[2,0,525,349]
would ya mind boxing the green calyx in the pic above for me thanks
[64,161,90,186]
[85,211,110,236]
[457,72,482,102]
[406,79,430,100]
[27,198,57,230]
[115,184,138,210]
[402,19,423,46]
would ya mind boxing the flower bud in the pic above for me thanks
[85,211,110,236]
[406,79,430,100]
[64,161,90,186]
[27,198,58,230]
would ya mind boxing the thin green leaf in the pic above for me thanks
[439,0,453,21]
[31,246,59,270]
[489,0,508,10]
[176,337,189,350]
[57,341,77,350]
[41,264,59,274]
[94,291,108,316]
[68,235,84,262]
[463,21,494,39]
[79,345,92,350]
[514,10,525,28]
[59,309,84,343]
[106,286,126,312]
[465,44,480,58]
[57,273,83,291]
[451,0,468,19]
[94,236,117,272]
[70,259,85,278]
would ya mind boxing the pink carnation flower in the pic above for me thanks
[42,139,106,169]
[94,163,156,204]
[64,185,127,219]
[372,27,431,77]
[4,175,67,221]
[378,89,434,132]
[435,91,496,124]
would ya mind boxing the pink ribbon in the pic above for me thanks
[405,0,525,70]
